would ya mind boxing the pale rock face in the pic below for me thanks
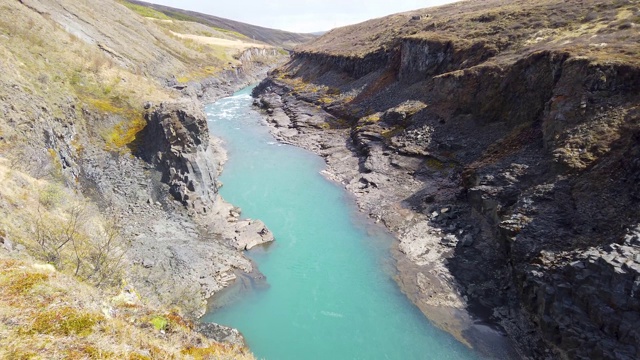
[225,219,275,251]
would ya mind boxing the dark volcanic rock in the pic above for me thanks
[250,3,640,355]
[138,101,219,214]
[196,322,247,347]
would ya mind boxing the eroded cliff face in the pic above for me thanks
[0,0,286,325]
[253,1,640,357]
[139,101,218,213]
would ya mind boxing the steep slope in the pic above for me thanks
[0,0,292,357]
[125,0,317,48]
[252,0,640,358]
[0,239,252,359]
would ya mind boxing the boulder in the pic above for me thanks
[227,219,275,250]
[196,322,246,347]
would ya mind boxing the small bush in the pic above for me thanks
[39,183,63,208]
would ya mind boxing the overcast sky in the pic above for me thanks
[144,0,459,33]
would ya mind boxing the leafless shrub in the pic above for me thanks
[31,204,129,288]
[33,205,83,269]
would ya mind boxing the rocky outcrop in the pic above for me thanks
[225,219,275,251]
[251,3,640,355]
[521,238,640,360]
[398,37,497,83]
[138,101,218,214]
[287,50,390,80]
[196,322,247,347]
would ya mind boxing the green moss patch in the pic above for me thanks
[28,306,103,336]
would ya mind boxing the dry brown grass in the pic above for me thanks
[0,0,172,155]
[0,158,127,286]
[0,162,252,359]
[298,0,640,65]
[0,254,255,360]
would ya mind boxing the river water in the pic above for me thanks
[201,87,481,360]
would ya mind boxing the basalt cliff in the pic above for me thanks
[0,0,310,358]
[252,0,640,358]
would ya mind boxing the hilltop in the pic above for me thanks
[298,0,638,64]
[125,0,317,48]
[252,0,640,358]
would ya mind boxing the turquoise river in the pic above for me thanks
[201,87,483,360]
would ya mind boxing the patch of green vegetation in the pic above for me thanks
[362,113,382,124]
[426,157,447,170]
[28,306,103,336]
[381,126,405,139]
[128,353,152,360]
[82,93,146,152]
[160,11,251,41]
[4,272,49,296]
[117,1,170,20]
[327,87,341,96]
[182,344,244,359]
[212,26,250,40]
[163,10,203,24]
[150,315,169,331]
[39,182,63,209]
[103,115,147,152]
[318,96,334,104]
[329,118,352,129]
[46,148,64,180]
[66,71,148,152]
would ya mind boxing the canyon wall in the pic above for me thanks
[253,1,640,357]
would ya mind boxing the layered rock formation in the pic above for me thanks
[0,0,287,325]
[252,0,640,358]
[139,101,219,213]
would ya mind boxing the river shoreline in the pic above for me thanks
[200,87,488,359]
[250,80,523,359]
[116,60,283,328]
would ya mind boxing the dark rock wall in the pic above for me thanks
[278,39,640,359]
[399,37,497,82]
[138,101,218,214]
[288,50,390,80]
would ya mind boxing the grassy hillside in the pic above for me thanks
[0,252,253,360]
[0,0,292,357]
[0,156,254,359]
[299,0,639,64]
[125,0,317,48]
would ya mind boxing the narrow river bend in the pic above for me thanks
[201,87,481,360]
